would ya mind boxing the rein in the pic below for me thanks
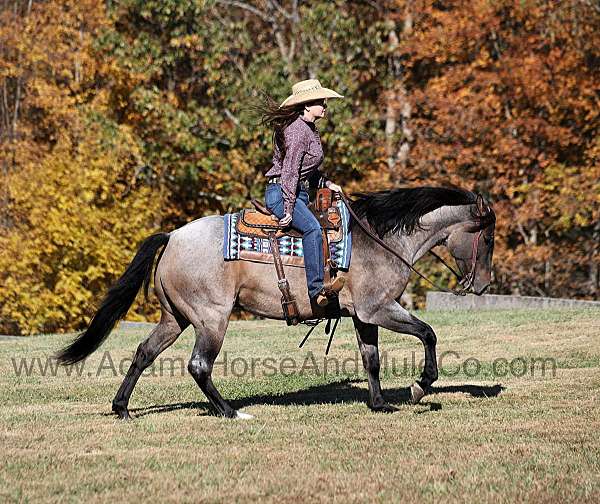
[339,191,483,297]
[299,190,485,352]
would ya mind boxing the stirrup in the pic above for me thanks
[313,285,341,308]
[325,276,345,294]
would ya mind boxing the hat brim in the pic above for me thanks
[279,88,344,108]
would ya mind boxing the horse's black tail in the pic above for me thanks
[56,232,170,365]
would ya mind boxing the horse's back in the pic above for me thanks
[170,214,224,245]
[156,215,232,294]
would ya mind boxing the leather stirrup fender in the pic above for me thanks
[267,232,300,326]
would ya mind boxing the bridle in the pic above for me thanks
[431,227,484,293]
[339,191,492,297]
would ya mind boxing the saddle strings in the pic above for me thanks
[299,317,341,356]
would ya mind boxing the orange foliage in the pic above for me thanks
[0,1,162,334]
[387,0,599,298]
[1,0,598,335]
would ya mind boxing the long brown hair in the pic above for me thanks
[255,92,305,162]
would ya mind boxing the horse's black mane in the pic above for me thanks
[350,186,478,237]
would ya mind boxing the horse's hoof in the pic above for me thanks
[115,410,131,420]
[235,410,254,420]
[370,402,398,413]
[410,382,425,404]
[112,404,131,420]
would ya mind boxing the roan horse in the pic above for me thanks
[57,186,496,419]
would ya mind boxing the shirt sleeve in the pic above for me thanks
[281,125,310,215]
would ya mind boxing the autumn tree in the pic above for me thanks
[1,0,598,334]
[390,0,599,299]
[0,0,162,334]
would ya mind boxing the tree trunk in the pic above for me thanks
[385,25,399,171]
[590,221,600,298]
[385,1,413,185]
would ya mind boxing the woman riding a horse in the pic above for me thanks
[259,79,345,307]
[56,79,497,420]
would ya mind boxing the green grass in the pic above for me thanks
[1,309,599,502]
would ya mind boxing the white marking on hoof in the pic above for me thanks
[410,382,425,404]
[235,410,254,420]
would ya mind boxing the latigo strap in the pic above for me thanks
[267,231,300,326]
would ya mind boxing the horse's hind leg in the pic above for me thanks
[187,308,251,419]
[112,309,188,419]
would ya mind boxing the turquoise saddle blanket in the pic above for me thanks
[223,200,352,270]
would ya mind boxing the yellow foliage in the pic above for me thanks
[0,122,162,335]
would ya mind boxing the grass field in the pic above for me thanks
[1,309,599,502]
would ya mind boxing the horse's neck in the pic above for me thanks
[393,204,474,264]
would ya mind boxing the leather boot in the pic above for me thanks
[313,288,329,307]
[314,277,345,308]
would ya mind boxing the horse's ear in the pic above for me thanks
[476,194,486,215]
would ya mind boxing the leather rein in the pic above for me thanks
[339,191,487,297]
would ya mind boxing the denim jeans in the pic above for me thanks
[265,183,324,298]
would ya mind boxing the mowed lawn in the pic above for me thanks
[1,309,599,503]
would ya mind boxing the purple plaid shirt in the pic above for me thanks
[265,116,328,215]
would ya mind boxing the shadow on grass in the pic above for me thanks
[430,383,504,398]
[126,380,504,418]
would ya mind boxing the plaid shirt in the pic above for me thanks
[265,116,328,215]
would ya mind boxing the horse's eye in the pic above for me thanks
[484,234,494,245]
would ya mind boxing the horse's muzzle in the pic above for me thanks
[473,283,490,296]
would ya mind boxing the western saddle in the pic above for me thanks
[240,188,343,325]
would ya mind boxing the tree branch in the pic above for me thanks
[224,108,240,127]
[265,0,293,21]
[213,0,276,25]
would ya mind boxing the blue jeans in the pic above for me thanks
[265,183,324,298]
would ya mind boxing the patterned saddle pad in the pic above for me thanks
[223,200,352,269]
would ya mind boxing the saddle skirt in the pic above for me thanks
[223,199,352,269]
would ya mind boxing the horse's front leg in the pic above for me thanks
[352,316,397,413]
[359,301,438,404]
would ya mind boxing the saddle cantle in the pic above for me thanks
[237,195,343,241]
[238,208,302,239]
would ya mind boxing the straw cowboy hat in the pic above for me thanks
[279,79,344,108]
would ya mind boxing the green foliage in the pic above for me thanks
[96,0,389,223]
